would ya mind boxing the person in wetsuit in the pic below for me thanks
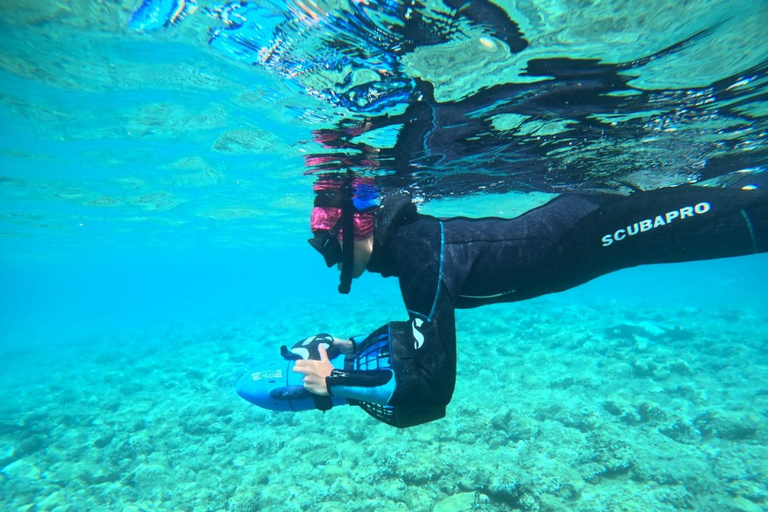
[293,175,767,427]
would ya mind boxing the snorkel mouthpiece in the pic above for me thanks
[308,232,343,267]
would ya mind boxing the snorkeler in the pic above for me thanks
[235,173,767,427]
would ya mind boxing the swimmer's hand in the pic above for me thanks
[292,344,334,396]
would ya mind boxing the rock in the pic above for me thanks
[716,422,759,441]
[694,412,759,441]
[620,403,666,426]
[555,410,600,432]
[131,462,168,494]
[637,321,666,338]
[0,443,13,468]
[666,360,692,375]
[14,436,46,458]
[659,421,696,443]
[632,358,657,377]
[602,400,623,416]
[580,436,634,483]
[322,459,352,484]
[606,322,665,343]
[2,458,41,480]
[727,496,765,512]
[664,326,694,341]
[80,468,120,485]
[434,492,487,512]
[93,431,115,449]
[580,462,607,484]
[490,409,538,441]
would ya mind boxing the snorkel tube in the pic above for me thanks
[308,170,360,294]
[338,173,355,294]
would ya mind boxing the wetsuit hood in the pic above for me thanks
[375,194,419,245]
[368,193,419,273]
[367,193,419,274]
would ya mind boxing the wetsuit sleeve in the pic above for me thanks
[554,186,767,290]
[388,220,458,411]
[331,269,457,429]
[326,327,396,406]
[325,219,458,428]
[324,319,454,428]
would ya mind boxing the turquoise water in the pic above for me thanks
[2,1,768,511]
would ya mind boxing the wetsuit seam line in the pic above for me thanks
[444,237,557,245]
[439,196,599,224]
[741,209,758,253]
[424,110,437,153]
[428,221,445,322]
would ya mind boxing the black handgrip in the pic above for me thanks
[282,334,337,411]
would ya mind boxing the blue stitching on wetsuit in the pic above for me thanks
[428,221,445,322]
[741,209,758,253]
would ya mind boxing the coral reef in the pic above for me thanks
[1,296,765,511]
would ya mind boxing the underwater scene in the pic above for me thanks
[1,0,767,511]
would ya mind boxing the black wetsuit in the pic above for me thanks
[326,184,767,427]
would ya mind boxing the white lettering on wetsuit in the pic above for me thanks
[412,318,425,350]
[601,202,711,247]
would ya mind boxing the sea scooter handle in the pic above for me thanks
[236,334,349,412]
